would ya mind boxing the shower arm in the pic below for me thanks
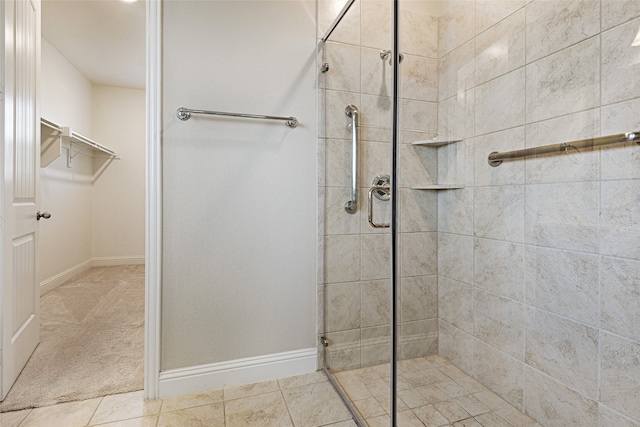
[344,104,359,214]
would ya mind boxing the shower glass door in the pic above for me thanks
[323,1,640,426]
[317,0,396,422]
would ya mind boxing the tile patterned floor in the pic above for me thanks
[333,355,543,427]
[1,356,542,427]
[0,371,354,427]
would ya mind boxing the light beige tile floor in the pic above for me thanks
[333,355,543,427]
[0,371,355,427]
[1,356,542,427]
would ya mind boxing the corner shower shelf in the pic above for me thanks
[410,134,463,190]
[411,184,464,190]
[41,118,118,168]
[412,136,462,147]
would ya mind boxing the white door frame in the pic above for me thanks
[144,0,162,400]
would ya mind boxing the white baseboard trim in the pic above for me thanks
[158,347,318,398]
[40,256,146,294]
[92,256,145,267]
[40,259,94,295]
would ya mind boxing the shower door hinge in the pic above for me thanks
[320,336,329,347]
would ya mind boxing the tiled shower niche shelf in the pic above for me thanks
[411,135,463,190]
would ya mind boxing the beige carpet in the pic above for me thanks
[0,265,144,412]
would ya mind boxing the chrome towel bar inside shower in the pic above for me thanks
[176,107,298,128]
[488,131,640,166]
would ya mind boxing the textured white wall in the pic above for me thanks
[161,0,317,370]
[91,85,145,262]
[39,38,93,283]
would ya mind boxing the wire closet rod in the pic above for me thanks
[176,107,298,128]
[488,131,640,167]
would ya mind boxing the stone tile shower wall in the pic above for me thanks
[318,1,440,371]
[437,1,640,426]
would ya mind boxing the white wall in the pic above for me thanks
[39,38,145,287]
[161,0,317,374]
[91,85,145,264]
[39,38,93,284]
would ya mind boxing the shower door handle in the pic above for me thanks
[368,175,390,228]
[344,104,359,214]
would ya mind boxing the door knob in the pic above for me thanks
[37,211,51,221]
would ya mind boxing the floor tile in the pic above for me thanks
[1,409,31,427]
[474,411,513,427]
[90,415,159,427]
[278,371,328,389]
[157,403,224,427]
[224,391,293,427]
[282,381,352,426]
[224,380,279,401]
[19,398,101,427]
[454,394,491,417]
[411,404,450,427]
[353,397,386,419]
[160,391,217,413]
[90,391,161,425]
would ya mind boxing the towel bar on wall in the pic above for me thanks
[488,131,640,167]
[176,107,298,128]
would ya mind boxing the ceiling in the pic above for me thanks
[42,0,146,90]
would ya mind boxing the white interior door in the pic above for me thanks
[1,0,41,400]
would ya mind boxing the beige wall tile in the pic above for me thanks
[525,366,598,427]
[439,42,475,101]
[525,246,599,326]
[475,68,525,136]
[475,9,525,85]
[401,232,438,277]
[475,289,524,359]
[476,0,525,34]
[524,182,599,252]
[601,257,640,341]
[325,282,361,332]
[525,0,600,62]
[602,18,640,105]
[525,37,600,123]
[438,188,473,235]
[324,42,361,93]
[525,308,599,398]
[473,339,524,409]
[474,185,525,242]
[401,275,438,322]
[324,235,360,284]
[438,233,474,285]
[601,181,640,261]
[400,11,438,58]
[474,238,524,301]
[602,0,640,30]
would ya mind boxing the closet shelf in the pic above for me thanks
[411,184,464,190]
[40,118,118,168]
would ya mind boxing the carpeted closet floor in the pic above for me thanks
[0,265,144,413]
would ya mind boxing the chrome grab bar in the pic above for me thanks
[368,175,390,228]
[176,107,298,128]
[344,104,359,214]
[488,131,640,166]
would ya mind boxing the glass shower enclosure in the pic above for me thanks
[318,0,640,426]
